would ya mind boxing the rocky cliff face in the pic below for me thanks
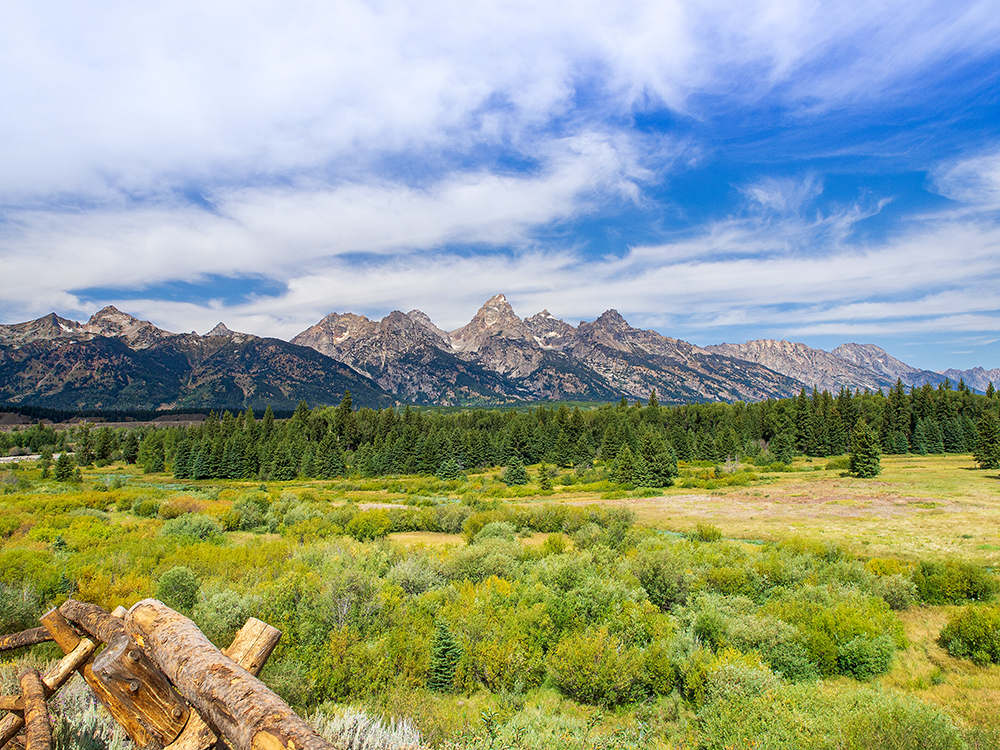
[831,343,945,388]
[292,296,805,403]
[704,339,896,393]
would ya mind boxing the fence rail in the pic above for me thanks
[0,599,332,750]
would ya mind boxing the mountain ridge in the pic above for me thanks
[2,298,996,409]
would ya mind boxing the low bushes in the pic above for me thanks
[939,604,1000,665]
[913,560,999,604]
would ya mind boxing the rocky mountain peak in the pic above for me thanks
[205,322,233,337]
[406,310,451,343]
[594,309,628,329]
[524,310,576,350]
[449,293,531,352]
[85,306,170,349]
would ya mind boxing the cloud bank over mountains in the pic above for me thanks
[1,0,999,370]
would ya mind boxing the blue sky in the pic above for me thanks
[1,0,999,371]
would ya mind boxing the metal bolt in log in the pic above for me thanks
[39,605,187,749]
[125,600,333,750]
[18,670,50,750]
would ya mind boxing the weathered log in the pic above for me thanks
[92,634,189,744]
[166,618,282,750]
[0,630,99,747]
[0,629,51,653]
[59,600,126,644]
[40,608,163,749]
[18,670,49,750]
[126,600,333,750]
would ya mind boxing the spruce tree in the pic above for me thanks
[75,424,95,466]
[849,419,881,478]
[54,452,75,482]
[427,621,461,693]
[973,412,1000,469]
[770,432,795,464]
[538,463,553,491]
[122,432,140,464]
[502,457,528,486]
[612,444,635,485]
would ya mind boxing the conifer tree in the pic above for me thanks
[54,452,75,482]
[770,432,795,464]
[612,444,635,485]
[502,457,528,486]
[122,431,140,464]
[75,424,95,466]
[912,419,929,455]
[849,419,881,478]
[973,412,1000,469]
[437,457,464,480]
[538,463,553,491]
[427,620,461,693]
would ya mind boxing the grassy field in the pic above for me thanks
[4,452,1000,748]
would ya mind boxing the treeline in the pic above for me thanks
[7,377,1000,481]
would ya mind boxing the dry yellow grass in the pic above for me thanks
[882,606,1000,727]
[548,454,1000,563]
[388,531,465,548]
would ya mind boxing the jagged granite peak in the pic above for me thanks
[939,366,1000,393]
[524,310,576,350]
[705,339,894,393]
[205,322,233,337]
[292,307,521,404]
[0,312,88,347]
[448,293,533,353]
[831,343,945,388]
[85,306,172,349]
[406,310,451,343]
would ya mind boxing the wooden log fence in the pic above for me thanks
[0,599,332,750]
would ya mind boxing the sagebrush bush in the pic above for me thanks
[193,586,265,646]
[386,555,444,595]
[939,604,1000,665]
[133,498,161,517]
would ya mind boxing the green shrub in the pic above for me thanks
[385,556,443,595]
[688,523,722,542]
[474,521,517,543]
[683,648,779,707]
[155,566,199,613]
[914,560,999,604]
[159,514,224,543]
[838,687,965,750]
[0,583,43,634]
[133,498,161,517]
[726,614,817,682]
[193,586,265,646]
[837,634,896,680]
[631,540,693,610]
[764,585,904,677]
[548,627,646,706]
[872,573,918,611]
[345,510,391,541]
[442,539,521,583]
[939,604,1000,665]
